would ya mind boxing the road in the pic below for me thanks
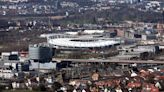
[54,58,164,64]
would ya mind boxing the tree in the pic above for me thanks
[52,82,62,91]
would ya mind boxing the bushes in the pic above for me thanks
[32,84,47,92]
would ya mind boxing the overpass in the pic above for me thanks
[54,58,164,64]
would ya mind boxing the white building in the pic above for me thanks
[0,66,15,79]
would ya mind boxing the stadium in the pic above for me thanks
[41,31,122,59]
[48,36,120,48]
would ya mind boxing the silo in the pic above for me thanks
[29,45,53,62]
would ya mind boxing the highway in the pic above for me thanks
[55,58,164,64]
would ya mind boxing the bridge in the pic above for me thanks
[54,58,164,64]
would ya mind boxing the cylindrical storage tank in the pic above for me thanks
[29,45,53,62]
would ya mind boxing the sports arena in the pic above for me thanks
[41,31,122,59]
